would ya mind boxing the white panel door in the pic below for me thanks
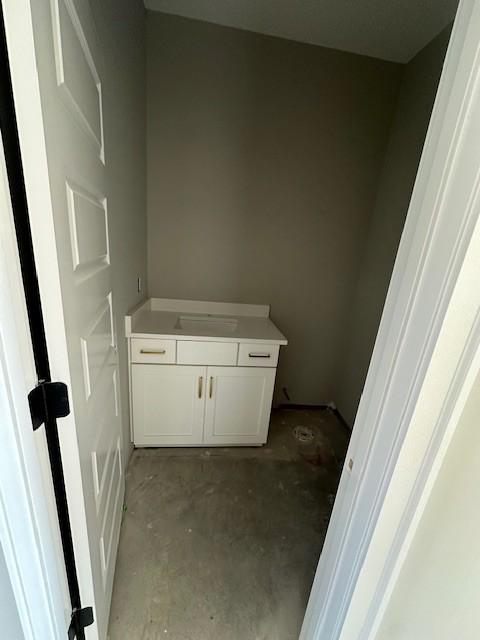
[204,367,275,445]
[132,365,206,446]
[18,1,123,637]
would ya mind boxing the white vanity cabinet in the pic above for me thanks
[126,298,287,447]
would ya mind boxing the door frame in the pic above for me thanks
[2,0,479,639]
[0,118,68,637]
[300,0,480,638]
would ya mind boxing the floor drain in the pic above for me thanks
[293,425,314,443]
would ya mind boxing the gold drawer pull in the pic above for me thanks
[140,348,167,355]
[198,376,203,399]
[248,352,271,358]
[209,376,214,398]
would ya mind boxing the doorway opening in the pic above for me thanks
[1,1,462,639]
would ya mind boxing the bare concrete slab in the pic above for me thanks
[108,409,348,640]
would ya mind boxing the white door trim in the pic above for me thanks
[0,131,67,637]
[301,1,480,638]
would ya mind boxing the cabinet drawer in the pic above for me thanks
[177,341,238,366]
[131,338,176,364]
[237,343,279,367]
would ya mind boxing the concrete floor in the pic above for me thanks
[108,408,349,640]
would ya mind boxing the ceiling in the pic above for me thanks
[144,0,458,63]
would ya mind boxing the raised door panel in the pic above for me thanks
[132,365,206,446]
[204,367,276,445]
[51,0,104,157]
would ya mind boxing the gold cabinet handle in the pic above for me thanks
[198,376,203,399]
[140,348,166,355]
[209,376,214,398]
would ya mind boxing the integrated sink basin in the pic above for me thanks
[174,314,239,335]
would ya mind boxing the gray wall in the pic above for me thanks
[146,13,402,404]
[336,27,451,425]
[91,1,147,456]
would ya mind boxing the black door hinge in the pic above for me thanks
[68,606,95,639]
[28,380,70,430]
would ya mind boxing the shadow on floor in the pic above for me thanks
[108,408,349,640]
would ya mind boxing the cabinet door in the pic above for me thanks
[204,367,276,445]
[132,365,206,445]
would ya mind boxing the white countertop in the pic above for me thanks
[125,298,288,345]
